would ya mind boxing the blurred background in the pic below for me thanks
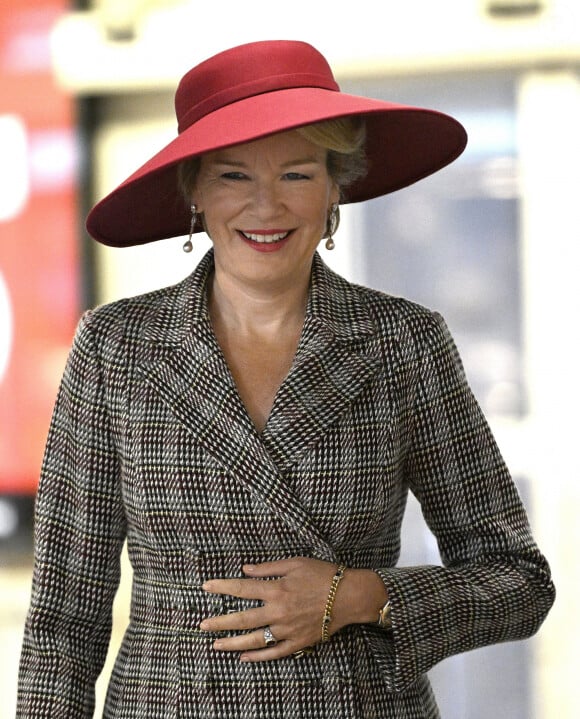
[1,1,579,716]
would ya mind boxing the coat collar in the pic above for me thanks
[138,249,381,557]
[144,249,376,346]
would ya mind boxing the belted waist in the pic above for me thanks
[129,575,261,633]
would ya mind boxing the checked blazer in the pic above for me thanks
[17,250,555,718]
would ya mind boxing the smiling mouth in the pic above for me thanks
[239,231,291,244]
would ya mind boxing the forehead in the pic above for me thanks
[201,130,326,166]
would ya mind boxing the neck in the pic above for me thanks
[208,264,311,335]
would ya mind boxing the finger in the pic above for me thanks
[199,605,266,633]
[213,628,281,653]
[202,577,273,599]
[239,641,311,663]
[243,558,298,577]
[240,646,288,662]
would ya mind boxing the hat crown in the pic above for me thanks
[175,40,340,133]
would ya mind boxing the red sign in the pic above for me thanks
[0,1,79,495]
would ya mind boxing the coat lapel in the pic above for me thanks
[262,256,381,470]
[136,251,381,558]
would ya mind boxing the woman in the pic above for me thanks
[17,40,555,718]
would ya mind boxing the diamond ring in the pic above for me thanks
[263,626,278,647]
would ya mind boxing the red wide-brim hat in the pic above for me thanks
[86,40,467,247]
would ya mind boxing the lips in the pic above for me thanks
[239,230,291,244]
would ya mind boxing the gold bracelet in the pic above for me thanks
[321,564,347,643]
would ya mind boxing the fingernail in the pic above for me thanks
[243,564,255,573]
[202,581,212,591]
[213,640,224,649]
[240,654,250,662]
[199,620,209,631]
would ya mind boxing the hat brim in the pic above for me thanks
[86,87,467,247]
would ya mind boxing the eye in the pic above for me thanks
[283,172,310,181]
[221,171,248,181]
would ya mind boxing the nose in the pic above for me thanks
[250,180,285,220]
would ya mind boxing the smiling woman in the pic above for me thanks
[191,131,339,297]
[17,40,554,719]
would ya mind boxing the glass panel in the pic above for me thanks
[342,71,531,717]
[342,72,524,418]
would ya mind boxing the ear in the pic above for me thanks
[191,199,206,218]
[189,187,202,214]
[329,180,340,206]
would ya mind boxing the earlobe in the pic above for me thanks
[190,194,202,214]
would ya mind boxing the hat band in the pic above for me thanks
[177,72,340,134]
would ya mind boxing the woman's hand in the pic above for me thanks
[199,557,387,661]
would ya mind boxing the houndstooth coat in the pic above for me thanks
[17,250,554,718]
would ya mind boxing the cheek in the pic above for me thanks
[316,207,329,231]
[195,192,235,230]
[198,210,221,241]
[294,185,331,216]
[192,179,230,213]
[191,184,210,215]
[199,200,247,244]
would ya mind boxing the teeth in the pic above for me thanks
[242,231,289,244]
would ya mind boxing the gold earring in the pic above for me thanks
[182,204,197,253]
[325,203,339,250]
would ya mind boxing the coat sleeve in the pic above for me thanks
[16,311,127,717]
[367,311,555,693]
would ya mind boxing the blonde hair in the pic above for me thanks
[296,116,368,194]
[177,116,367,201]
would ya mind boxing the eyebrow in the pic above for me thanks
[210,156,322,168]
[281,157,322,168]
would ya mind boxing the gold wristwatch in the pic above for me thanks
[377,599,392,629]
